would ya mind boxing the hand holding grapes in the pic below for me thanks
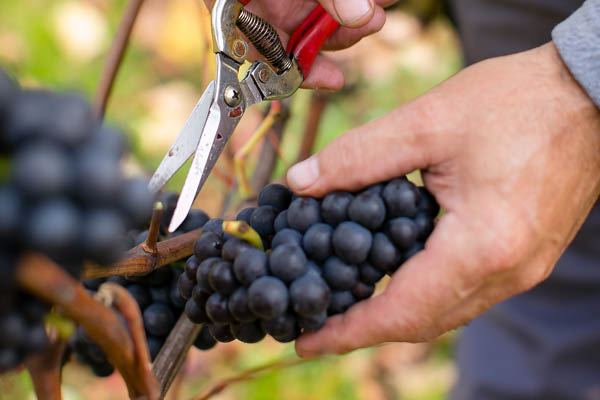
[288,43,600,357]
[202,0,393,90]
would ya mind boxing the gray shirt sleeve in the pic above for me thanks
[552,0,600,108]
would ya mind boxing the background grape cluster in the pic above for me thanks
[180,180,439,344]
[72,200,216,377]
[0,69,154,372]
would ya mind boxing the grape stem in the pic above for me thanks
[25,333,67,400]
[17,253,160,400]
[142,202,163,257]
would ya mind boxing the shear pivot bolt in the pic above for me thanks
[233,39,247,59]
[224,86,241,107]
[258,67,270,83]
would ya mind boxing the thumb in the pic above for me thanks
[318,0,376,28]
[286,98,440,198]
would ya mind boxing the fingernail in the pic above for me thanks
[287,156,319,190]
[333,0,373,25]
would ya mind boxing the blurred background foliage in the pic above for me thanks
[0,0,462,398]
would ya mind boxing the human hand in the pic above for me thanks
[287,42,600,357]
[203,0,395,90]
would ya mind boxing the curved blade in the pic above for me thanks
[148,81,216,193]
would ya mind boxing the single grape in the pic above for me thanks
[236,207,256,224]
[323,257,359,290]
[232,248,268,287]
[332,222,373,264]
[273,210,290,232]
[75,150,123,204]
[261,312,297,338]
[208,260,237,295]
[47,92,93,147]
[363,183,384,195]
[359,262,385,285]
[221,238,252,261]
[196,257,221,292]
[0,186,21,241]
[119,178,155,230]
[228,287,256,322]
[194,325,217,350]
[271,228,302,249]
[5,90,54,147]
[305,261,323,278]
[258,184,292,211]
[205,292,232,323]
[287,198,321,233]
[208,323,235,343]
[191,285,211,306]
[150,285,171,305]
[369,232,402,273]
[88,125,128,159]
[177,273,195,300]
[328,291,356,315]
[382,178,420,218]
[247,276,288,320]
[269,243,308,283]
[184,256,199,281]
[202,218,224,236]
[231,321,266,343]
[249,205,278,238]
[302,223,333,262]
[352,281,375,300]
[417,187,439,217]
[386,218,418,250]
[143,304,175,337]
[297,311,327,332]
[289,274,331,317]
[169,278,187,309]
[348,191,386,231]
[414,212,434,241]
[320,192,353,227]
[147,336,163,361]
[82,209,127,265]
[181,209,209,232]
[194,232,224,262]
[404,242,425,259]
[185,296,210,324]
[126,284,152,311]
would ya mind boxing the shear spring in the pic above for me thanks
[237,9,293,72]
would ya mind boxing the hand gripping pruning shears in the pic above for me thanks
[148,0,339,232]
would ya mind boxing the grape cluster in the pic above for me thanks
[0,69,154,372]
[182,180,438,344]
[72,204,214,377]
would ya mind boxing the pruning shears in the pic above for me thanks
[148,0,339,233]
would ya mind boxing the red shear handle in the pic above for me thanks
[239,0,252,4]
[288,5,340,78]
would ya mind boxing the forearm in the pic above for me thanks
[552,0,600,108]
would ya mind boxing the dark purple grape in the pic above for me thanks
[417,187,439,217]
[47,93,93,147]
[0,313,25,347]
[88,125,128,159]
[0,348,21,373]
[75,150,123,204]
[5,90,55,147]
[185,297,210,324]
[194,232,224,262]
[247,276,288,320]
[302,223,333,262]
[82,209,127,265]
[297,311,327,332]
[231,321,266,343]
[143,304,175,336]
[250,205,278,238]
[136,267,172,287]
[0,186,21,241]
[404,242,425,259]
[228,287,255,322]
[328,291,355,315]
[273,210,289,232]
[13,141,72,199]
[135,230,149,246]
[352,281,375,300]
[233,248,268,287]
[178,273,195,300]
[382,178,420,218]
[332,222,373,264]
[181,209,209,232]
[359,262,385,285]
[258,184,292,211]
[196,257,221,292]
[192,285,211,306]
[119,178,154,230]
[323,257,359,291]
[236,207,256,224]
[348,191,386,231]
[269,243,308,283]
[306,261,323,278]
[320,192,353,227]
[126,284,152,310]
[287,198,321,233]
[221,238,252,261]
[208,323,235,343]
[414,212,434,241]
[147,336,163,360]
[205,292,232,323]
[169,278,186,309]
[202,219,224,236]
[271,228,302,249]
[289,274,331,317]
[184,256,199,281]
[386,218,418,250]
[194,325,217,350]
[261,312,297,338]
[208,260,237,295]
[363,183,384,195]
[25,324,48,353]
[369,232,402,273]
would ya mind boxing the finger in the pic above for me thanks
[300,55,345,90]
[286,94,445,197]
[317,0,376,28]
[323,6,386,51]
[296,214,481,357]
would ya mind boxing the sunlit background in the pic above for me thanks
[0,0,461,398]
